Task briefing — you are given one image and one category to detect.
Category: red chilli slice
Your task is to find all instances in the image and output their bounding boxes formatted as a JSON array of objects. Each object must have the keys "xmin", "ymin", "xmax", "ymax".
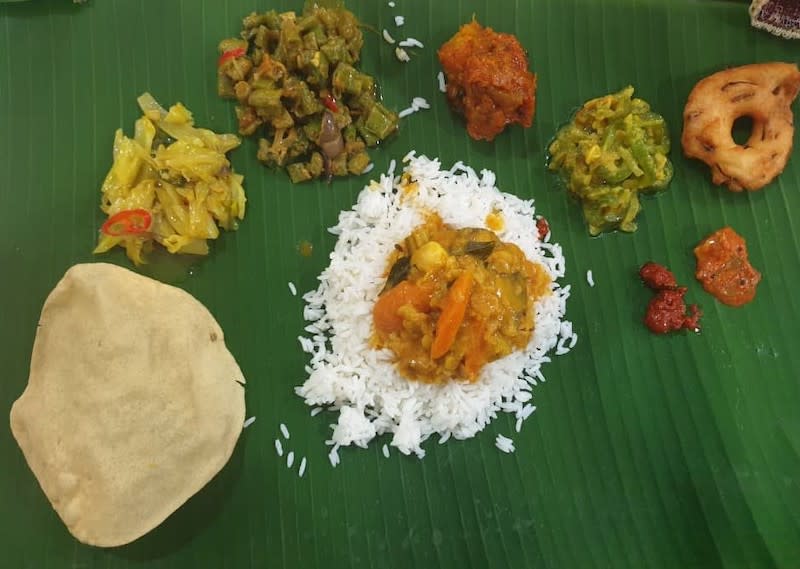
[
  {"xmin": 101, "ymin": 209, "xmax": 152, "ymax": 237},
  {"xmin": 218, "ymin": 46, "xmax": 246, "ymax": 67},
  {"xmin": 321, "ymin": 95, "xmax": 339, "ymax": 113}
]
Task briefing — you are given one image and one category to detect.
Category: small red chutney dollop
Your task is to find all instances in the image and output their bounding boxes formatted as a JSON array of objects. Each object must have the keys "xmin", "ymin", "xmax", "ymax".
[
  {"xmin": 694, "ymin": 227, "xmax": 761, "ymax": 307},
  {"xmin": 536, "ymin": 217, "xmax": 549, "ymax": 241},
  {"xmin": 639, "ymin": 262, "xmax": 701, "ymax": 334}
]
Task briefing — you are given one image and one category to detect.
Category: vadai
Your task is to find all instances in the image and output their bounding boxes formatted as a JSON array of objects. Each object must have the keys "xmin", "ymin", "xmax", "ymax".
[{"xmin": 681, "ymin": 62, "xmax": 800, "ymax": 192}]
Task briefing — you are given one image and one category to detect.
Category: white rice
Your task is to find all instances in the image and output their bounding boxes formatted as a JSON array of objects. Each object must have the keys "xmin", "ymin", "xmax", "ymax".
[
  {"xmin": 394, "ymin": 47, "xmax": 410, "ymax": 62},
  {"xmin": 310, "ymin": 407, "xmax": 323, "ymax": 417},
  {"xmin": 520, "ymin": 404, "xmax": 536, "ymax": 419},
  {"xmin": 288, "ymin": 282, "xmax": 297, "ymax": 296},
  {"xmin": 280, "ymin": 423, "xmax": 290, "ymax": 439},
  {"xmin": 398, "ymin": 97, "xmax": 431, "ymax": 119},
  {"xmin": 395, "ymin": 15, "xmax": 405, "ymax": 26},
  {"xmin": 362, "ymin": 163, "xmax": 375, "ymax": 174},
  {"xmin": 388, "ymin": 1, "xmax": 395, "ymax": 6},
  {"xmin": 382, "ymin": 29, "xmax": 395, "ymax": 44},
  {"xmin": 287, "ymin": 451, "xmax": 295, "ymax": 468},
  {"xmin": 274, "ymin": 439, "xmax": 284, "ymax": 457},
  {"xmin": 298, "ymin": 457, "xmax": 307, "ymax": 477},
  {"xmin": 328, "ymin": 444, "xmax": 341, "ymax": 467},
  {"xmin": 437, "ymin": 71, "xmax": 446, "ymax": 93},
  {"xmin": 296, "ymin": 153, "xmax": 574, "ymax": 459},
  {"xmin": 586, "ymin": 269, "xmax": 595, "ymax": 287},
  {"xmin": 298, "ymin": 336, "xmax": 314, "ymax": 353},
  {"xmin": 495, "ymin": 434, "xmax": 515, "ymax": 453},
  {"xmin": 411, "ymin": 97, "xmax": 430, "ymax": 110},
  {"xmin": 243, "ymin": 416, "xmax": 256, "ymax": 429},
  {"xmin": 399, "ymin": 38, "xmax": 424, "ymax": 48},
  {"xmin": 382, "ymin": 443, "xmax": 390, "ymax": 458}
]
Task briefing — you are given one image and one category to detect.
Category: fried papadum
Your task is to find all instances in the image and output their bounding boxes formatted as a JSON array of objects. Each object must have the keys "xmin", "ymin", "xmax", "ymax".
[{"xmin": 10, "ymin": 263, "xmax": 246, "ymax": 547}]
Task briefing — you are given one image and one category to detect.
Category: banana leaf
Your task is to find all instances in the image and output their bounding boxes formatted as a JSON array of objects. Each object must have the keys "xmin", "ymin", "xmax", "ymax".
[{"xmin": 0, "ymin": 0, "xmax": 797, "ymax": 567}]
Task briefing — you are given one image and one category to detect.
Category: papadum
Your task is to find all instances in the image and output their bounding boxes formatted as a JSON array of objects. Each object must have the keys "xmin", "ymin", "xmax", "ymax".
[{"xmin": 10, "ymin": 263, "xmax": 246, "ymax": 547}]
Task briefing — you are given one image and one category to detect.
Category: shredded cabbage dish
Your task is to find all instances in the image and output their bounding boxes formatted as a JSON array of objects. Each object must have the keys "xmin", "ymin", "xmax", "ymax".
[{"xmin": 93, "ymin": 93, "xmax": 246, "ymax": 265}]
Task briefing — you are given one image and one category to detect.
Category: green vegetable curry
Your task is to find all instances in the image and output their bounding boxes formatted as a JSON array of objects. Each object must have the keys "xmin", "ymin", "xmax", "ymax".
[
  {"xmin": 548, "ymin": 86, "xmax": 673, "ymax": 235},
  {"xmin": 217, "ymin": 2, "xmax": 399, "ymax": 183}
]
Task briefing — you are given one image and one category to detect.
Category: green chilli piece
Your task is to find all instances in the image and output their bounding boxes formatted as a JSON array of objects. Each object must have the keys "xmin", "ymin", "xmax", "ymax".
[{"xmin": 547, "ymin": 86, "xmax": 673, "ymax": 235}]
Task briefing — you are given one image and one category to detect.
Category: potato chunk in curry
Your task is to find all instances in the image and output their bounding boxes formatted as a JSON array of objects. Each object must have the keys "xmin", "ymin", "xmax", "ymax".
[{"xmin": 372, "ymin": 215, "xmax": 551, "ymax": 383}]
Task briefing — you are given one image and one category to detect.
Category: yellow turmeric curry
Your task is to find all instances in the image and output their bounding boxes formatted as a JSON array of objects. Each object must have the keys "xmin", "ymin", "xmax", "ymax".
[{"xmin": 372, "ymin": 214, "xmax": 551, "ymax": 383}]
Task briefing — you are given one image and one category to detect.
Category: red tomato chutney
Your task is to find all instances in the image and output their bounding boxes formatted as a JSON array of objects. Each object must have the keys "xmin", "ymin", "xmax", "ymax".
[
  {"xmin": 639, "ymin": 262, "xmax": 701, "ymax": 334},
  {"xmin": 694, "ymin": 227, "xmax": 761, "ymax": 307}
]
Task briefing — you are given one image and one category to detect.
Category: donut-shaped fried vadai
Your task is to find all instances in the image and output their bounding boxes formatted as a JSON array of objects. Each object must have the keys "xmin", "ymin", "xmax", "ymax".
[{"xmin": 682, "ymin": 62, "xmax": 800, "ymax": 192}]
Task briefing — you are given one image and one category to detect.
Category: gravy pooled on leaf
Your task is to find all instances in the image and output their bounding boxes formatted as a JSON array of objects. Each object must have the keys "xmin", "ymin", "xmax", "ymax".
[{"xmin": 372, "ymin": 214, "xmax": 550, "ymax": 383}]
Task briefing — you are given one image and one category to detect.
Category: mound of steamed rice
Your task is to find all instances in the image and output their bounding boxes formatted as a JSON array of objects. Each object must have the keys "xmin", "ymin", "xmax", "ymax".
[{"xmin": 296, "ymin": 152, "xmax": 575, "ymax": 459}]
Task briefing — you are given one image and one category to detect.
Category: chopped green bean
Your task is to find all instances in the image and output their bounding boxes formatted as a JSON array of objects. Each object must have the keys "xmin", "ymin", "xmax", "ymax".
[
  {"xmin": 360, "ymin": 102, "xmax": 398, "ymax": 141},
  {"xmin": 247, "ymin": 87, "xmax": 282, "ymax": 110},
  {"xmin": 218, "ymin": 1, "xmax": 398, "ymax": 183},
  {"xmin": 548, "ymin": 86, "xmax": 672, "ymax": 235}
]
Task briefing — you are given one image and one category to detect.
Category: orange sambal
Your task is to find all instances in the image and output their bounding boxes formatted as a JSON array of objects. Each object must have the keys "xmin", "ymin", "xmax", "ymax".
[
  {"xmin": 438, "ymin": 19, "xmax": 537, "ymax": 141},
  {"xmin": 372, "ymin": 214, "xmax": 551, "ymax": 383},
  {"xmin": 694, "ymin": 227, "xmax": 761, "ymax": 307}
]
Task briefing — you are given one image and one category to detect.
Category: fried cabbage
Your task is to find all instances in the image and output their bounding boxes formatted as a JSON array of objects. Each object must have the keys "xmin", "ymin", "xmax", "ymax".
[{"xmin": 93, "ymin": 93, "xmax": 246, "ymax": 265}]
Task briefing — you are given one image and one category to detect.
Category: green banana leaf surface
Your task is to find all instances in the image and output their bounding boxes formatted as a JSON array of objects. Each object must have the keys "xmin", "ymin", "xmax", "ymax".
[{"xmin": 1, "ymin": 0, "xmax": 798, "ymax": 567}]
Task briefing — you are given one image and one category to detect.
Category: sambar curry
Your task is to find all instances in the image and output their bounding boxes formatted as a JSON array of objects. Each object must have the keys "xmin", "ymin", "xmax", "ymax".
[{"xmin": 372, "ymin": 214, "xmax": 551, "ymax": 383}]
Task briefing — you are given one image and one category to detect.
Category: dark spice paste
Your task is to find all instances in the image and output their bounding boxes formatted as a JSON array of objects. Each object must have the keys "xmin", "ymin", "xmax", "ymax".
[{"xmin": 639, "ymin": 262, "xmax": 701, "ymax": 334}]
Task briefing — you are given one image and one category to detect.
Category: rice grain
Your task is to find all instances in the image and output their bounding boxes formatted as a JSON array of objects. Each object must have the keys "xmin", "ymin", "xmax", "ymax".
[
  {"xmin": 399, "ymin": 38, "xmax": 424, "ymax": 48},
  {"xmin": 495, "ymin": 434, "xmax": 515, "ymax": 453}
]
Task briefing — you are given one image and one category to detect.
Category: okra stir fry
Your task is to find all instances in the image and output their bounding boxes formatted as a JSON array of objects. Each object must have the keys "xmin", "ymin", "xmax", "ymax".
[
  {"xmin": 548, "ymin": 86, "xmax": 673, "ymax": 235},
  {"xmin": 217, "ymin": 3, "xmax": 399, "ymax": 183}
]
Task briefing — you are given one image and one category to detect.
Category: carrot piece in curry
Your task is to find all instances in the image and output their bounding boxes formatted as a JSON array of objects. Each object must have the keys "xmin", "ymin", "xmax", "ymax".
[
  {"xmin": 430, "ymin": 271, "xmax": 474, "ymax": 360},
  {"xmin": 373, "ymin": 281, "xmax": 433, "ymax": 334}
]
